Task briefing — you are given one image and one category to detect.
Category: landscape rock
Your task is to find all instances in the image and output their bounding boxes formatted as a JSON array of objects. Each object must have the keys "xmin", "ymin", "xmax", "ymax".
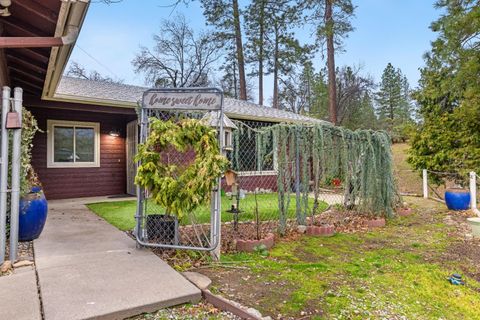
[
  {"xmin": 0, "ymin": 260, "xmax": 12, "ymax": 273},
  {"xmin": 183, "ymin": 271, "xmax": 212, "ymax": 290},
  {"xmin": 297, "ymin": 225, "xmax": 307, "ymax": 234},
  {"xmin": 13, "ymin": 260, "xmax": 34, "ymax": 269}
]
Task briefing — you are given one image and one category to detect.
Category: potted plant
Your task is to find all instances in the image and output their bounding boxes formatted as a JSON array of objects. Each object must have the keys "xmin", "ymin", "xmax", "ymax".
[
  {"xmin": 18, "ymin": 108, "xmax": 48, "ymax": 241},
  {"xmin": 134, "ymin": 118, "xmax": 229, "ymax": 243}
]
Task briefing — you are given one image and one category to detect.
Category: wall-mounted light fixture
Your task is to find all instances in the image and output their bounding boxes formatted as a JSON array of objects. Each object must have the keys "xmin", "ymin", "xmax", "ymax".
[
  {"xmin": 109, "ymin": 129, "xmax": 120, "ymax": 137},
  {"xmin": 0, "ymin": 0, "xmax": 11, "ymax": 17}
]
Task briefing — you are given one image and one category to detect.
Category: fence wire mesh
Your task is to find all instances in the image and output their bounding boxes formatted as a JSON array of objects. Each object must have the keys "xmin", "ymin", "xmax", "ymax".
[
  {"xmin": 223, "ymin": 120, "xmax": 345, "ymax": 241},
  {"xmin": 136, "ymin": 101, "xmax": 223, "ymax": 251}
]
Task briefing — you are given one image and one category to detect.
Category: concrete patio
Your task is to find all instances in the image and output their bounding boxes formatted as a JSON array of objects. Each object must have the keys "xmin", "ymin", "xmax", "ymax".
[{"xmin": 34, "ymin": 196, "xmax": 201, "ymax": 320}]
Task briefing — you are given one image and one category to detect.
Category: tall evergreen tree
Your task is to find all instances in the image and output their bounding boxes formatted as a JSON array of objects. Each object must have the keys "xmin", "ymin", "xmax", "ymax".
[
  {"xmin": 244, "ymin": 0, "xmax": 269, "ymax": 105},
  {"xmin": 304, "ymin": 0, "xmax": 355, "ymax": 124},
  {"xmin": 376, "ymin": 63, "xmax": 412, "ymax": 132},
  {"xmin": 409, "ymin": 0, "xmax": 480, "ymax": 180},
  {"xmin": 200, "ymin": 0, "xmax": 248, "ymax": 100}
]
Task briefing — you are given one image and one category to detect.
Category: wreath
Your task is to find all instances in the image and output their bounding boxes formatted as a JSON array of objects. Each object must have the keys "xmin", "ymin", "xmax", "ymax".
[{"xmin": 134, "ymin": 118, "xmax": 229, "ymax": 219}]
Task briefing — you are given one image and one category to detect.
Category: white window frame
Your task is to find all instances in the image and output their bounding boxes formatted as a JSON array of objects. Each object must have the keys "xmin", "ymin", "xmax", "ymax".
[{"xmin": 47, "ymin": 120, "xmax": 100, "ymax": 168}]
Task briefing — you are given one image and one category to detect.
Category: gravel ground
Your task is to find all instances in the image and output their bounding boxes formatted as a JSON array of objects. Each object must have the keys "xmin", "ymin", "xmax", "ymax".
[
  {"xmin": 129, "ymin": 302, "xmax": 241, "ymax": 320},
  {"xmin": 1, "ymin": 241, "xmax": 34, "ymax": 277}
]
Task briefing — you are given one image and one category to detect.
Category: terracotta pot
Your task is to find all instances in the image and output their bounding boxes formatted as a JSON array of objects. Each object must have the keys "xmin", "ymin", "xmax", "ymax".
[
  {"xmin": 306, "ymin": 225, "xmax": 335, "ymax": 236},
  {"xmin": 366, "ymin": 218, "xmax": 386, "ymax": 228},
  {"xmin": 236, "ymin": 233, "xmax": 275, "ymax": 252}
]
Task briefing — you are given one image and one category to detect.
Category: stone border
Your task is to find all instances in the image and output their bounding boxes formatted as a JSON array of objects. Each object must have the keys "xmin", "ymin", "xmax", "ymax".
[
  {"xmin": 305, "ymin": 225, "xmax": 335, "ymax": 236},
  {"xmin": 366, "ymin": 218, "xmax": 386, "ymax": 228},
  {"xmin": 183, "ymin": 271, "xmax": 270, "ymax": 320},
  {"xmin": 236, "ymin": 233, "xmax": 275, "ymax": 252}
]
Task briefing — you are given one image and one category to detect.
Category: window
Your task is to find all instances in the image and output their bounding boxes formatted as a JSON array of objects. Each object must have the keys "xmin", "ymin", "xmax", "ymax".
[
  {"xmin": 228, "ymin": 120, "xmax": 277, "ymax": 175},
  {"xmin": 47, "ymin": 120, "xmax": 100, "ymax": 168}
]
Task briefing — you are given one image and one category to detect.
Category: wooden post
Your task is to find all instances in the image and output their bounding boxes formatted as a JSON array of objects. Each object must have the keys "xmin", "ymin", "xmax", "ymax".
[{"xmin": 423, "ymin": 169, "xmax": 428, "ymax": 199}]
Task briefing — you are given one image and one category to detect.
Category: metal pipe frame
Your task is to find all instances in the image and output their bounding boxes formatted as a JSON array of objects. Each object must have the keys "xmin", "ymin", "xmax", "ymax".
[
  {"xmin": 9, "ymin": 87, "xmax": 22, "ymax": 261},
  {"xmin": 135, "ymin": 87, "xmax": 224, "ymax": 252},
  {"xmin": 0, "ymin": 86, "xmax": 10, "ymax": 263}
]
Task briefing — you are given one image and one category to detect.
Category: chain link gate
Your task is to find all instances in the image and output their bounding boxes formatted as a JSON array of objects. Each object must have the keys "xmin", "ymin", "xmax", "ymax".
[{"xmin": 135, "ymin": 88, "xmax": 224, "ymax": 251}]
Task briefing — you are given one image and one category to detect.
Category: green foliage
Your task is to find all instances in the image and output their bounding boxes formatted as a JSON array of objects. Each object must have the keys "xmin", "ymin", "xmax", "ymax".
[
  {"xmin": 20, "ymin": 108, "xmax": 41, "ymax": 195},
  {"xmin": 376, "ymin": 63, "xmax": 413, "ymax": 138},
  {"xmin": 409, "ymin": 0, "xmax": 480, "ymax": 184},
  {"xmin": 134, "ymin": 118, "xmax": 229, "ymax": 219},
  {"xmin": 255, "ymin": 123, "xmax": 399, "ymax": 228},
  {"xmin": 253, "ymin": 243, "xmax": 269, "ymax": 256}
]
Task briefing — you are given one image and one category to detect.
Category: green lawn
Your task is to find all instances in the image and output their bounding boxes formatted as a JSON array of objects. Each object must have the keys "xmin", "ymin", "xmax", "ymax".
[
  {"xmin": 200, "ymin": 197, "xmax": 480, "ymax": 319},
  {"xmin": 87, "ymin": 193, "xmax": 327, "ymax": 231}
]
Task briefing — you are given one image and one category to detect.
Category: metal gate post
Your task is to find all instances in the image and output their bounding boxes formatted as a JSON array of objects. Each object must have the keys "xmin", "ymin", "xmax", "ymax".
[
  {"xmin": 0, "ymin": 86, "xmax": 10, "ymax": 264},
  {"xmin": 422, "ymin": 169, "xmax": 428, "ymax": 199},
  {"xmin": 9, "ymin": 87, "xmax": 22, "ymax": 261}
]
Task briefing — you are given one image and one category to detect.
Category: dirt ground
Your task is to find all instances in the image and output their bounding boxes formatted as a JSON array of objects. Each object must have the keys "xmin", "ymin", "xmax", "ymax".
[{"xmin": 196, "ymin": 196, "xmax": 480, "ymax": 319}]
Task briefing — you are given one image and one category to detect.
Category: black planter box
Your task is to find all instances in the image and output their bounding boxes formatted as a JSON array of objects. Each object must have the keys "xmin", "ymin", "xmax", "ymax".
[{"xmin": 145, "ymin": 214, "xmax": 179, "ymax": 244}]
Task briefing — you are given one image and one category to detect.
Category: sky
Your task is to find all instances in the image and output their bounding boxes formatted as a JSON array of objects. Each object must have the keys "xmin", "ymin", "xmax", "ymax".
[{"xmin": 68, "ymin": 0, "xmax": 441, "ymax": 105}]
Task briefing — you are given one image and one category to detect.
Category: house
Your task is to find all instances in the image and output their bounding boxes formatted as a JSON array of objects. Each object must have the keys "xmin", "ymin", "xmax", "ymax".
[{"xmin": 1, "ymin": 0, "xmax": 324, "ymax": 200}]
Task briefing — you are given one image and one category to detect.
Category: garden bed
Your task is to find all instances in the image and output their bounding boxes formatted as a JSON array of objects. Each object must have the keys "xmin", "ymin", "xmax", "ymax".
[{"xmin": 195, "ymin": 197, "xmax": 480, "ymax": 319}]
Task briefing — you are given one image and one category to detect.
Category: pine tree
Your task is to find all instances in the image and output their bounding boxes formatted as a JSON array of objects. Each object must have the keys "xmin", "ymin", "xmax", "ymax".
[
  {"xmin": 409, "ymin": 0, "xmax": 480, "ymax": 181},
  {"xmin": 244, "ymin": 0, "xmax": 269, "ymax": 105},
  {"xmin": 200, "ymin": 0, "xmax": 248, "ymax": 100},
  {"xmin": 304, "ymin": 0, "xmax": 355, "ymax": 124},
  {"xmin": 376, "ymin": 63, "xmax": 412, "ymax": 133}
]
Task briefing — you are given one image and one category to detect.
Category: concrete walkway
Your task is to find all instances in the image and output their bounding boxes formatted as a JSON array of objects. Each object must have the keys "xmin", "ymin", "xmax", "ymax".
[
  {"xmin": 0, "ymin": 266, "xmax": 42, "ymax": 320},
  {"xmin": 34, "ymin": 196, "xmax": 201, "ymax": 320}
]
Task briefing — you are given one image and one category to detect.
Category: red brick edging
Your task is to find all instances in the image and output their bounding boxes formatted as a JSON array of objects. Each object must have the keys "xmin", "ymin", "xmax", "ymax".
[
  {"xmin": 235, "ymin": 233, "xmax": 275, "ymax": 252},
  {"xmin": 366, "ymin": 218, "xmax": 386, "ymax": 228},
  {"xmin": 305, "ymin": 225, "xmax": 335, "ymax": 236}
]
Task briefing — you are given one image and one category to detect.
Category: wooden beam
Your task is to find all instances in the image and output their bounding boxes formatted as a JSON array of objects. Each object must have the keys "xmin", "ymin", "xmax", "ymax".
[
  {"xmin": 0, "ymin": 37, "xmax": 63, "ymax": 48},
  {"xmin": 5, "ymin": 54, "xmax": 46, "ymax": 74},
  {"xmin": 9, "ymin": 66, "xmax": 45, "ymax": 84},
  {"xmin": 13, "ymin": 48, "xmax": 50, "ymax": 64},
  {"xmin": 2, "ymin": 17, "xmax": 49, "ymax": 38},
  {"xmin": 14, "ymin": 0, "xmax": 58, "ymax": 25},
  {"xmin": 0, "ymin": 49, "xmax": 10, "ymax": 86},
  {"xmin": 13, "ymin": 77, "xmax": 43, "ymax": 90},
  {"xmin": 24, "ymin": 98, "xmax": 138, "ymax": 116}
]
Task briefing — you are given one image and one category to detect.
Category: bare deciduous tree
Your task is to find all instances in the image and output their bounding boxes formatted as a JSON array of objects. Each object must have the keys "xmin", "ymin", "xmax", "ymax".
[
  {"xmin": 66, "ymin": 61, "xmax": 123, "ymax": 84},
  {"xmin": 132, "ymin": 14, "xmax": 220, "ymax": 88}
]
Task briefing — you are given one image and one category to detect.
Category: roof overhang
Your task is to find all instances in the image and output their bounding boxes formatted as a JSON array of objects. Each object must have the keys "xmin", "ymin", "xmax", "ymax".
[
  {"xmin": 0, "ymin": 0, "xmax": 90, "ymax": 97},
  {"xmin": 42, "ymin": 0, "xmax": 90, "ymax": 99}
]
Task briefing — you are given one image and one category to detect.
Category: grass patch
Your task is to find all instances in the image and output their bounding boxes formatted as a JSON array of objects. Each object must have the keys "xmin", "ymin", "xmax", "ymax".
[
  {"xmin": 87, "ymin": 193, "xmax": 327, "ymax": 231},
  {"xmin": 204, "ymin": 206, "xmax": 480, "ymax": 319}
]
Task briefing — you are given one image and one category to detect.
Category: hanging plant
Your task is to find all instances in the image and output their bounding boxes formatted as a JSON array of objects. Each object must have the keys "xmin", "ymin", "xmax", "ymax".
[{"xmin": 134, "ymin": 118, "xmax": 229, "ymax": 220}]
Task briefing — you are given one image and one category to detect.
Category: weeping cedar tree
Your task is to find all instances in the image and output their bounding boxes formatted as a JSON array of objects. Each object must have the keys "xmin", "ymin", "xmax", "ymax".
[
  {"xmin": 201, "ymin": 0, "xmax": 248, "ymax": 100},
  {"xmin": 304, "ymin": 0, "xmax": 355, "ymax": 125},
  {"xmin": 408, "ymin": 0, "xmax": 480, "ymax": 184},
  {"xmin": 132, "ymin": 14, "xmax": 220, "ymax": 88},
  {"xmin": 375, "ymin": 63, "xmax": 413, "ymax": 138}
]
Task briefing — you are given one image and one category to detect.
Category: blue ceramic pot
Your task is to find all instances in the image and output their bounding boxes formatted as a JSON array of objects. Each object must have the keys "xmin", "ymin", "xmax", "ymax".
[
  {"xmin": 18, "ymin": 187, "xmax": 48, "ymax": 241},
  {"xmin": 445, "ymin": 188, "xmax": 470, "ymax": 211}
]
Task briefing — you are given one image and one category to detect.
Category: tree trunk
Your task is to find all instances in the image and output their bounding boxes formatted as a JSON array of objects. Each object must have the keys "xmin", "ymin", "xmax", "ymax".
[
  {"xmin": 232, "ymin": 0, "xmax": 247, "ymax": 100},
  {"xmin": 258, "ymin": 2, "xmax": 265, "ymax": 105},
  {"xmin": 325, "ymin": 0, "xmax": 337, "ymax": 125},
  {"xmin": 272, "ymin": 24, "xmax": 279, "ymax": 109}
]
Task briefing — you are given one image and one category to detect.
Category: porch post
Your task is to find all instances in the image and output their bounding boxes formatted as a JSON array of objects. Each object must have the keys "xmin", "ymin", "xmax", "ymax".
[
  {"xmin": 9, "ymin": 87, "xmax": 22, "ymax": 261},
  {"xmin": 0, "ymin": 86, "xmax": 10, "ymax": 263}
]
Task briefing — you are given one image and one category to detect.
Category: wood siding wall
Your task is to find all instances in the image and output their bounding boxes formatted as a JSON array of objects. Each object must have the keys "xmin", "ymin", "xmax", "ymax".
[{"xmin": 28, "ymin": 106, "xmax": 136, "ymax": 199}]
